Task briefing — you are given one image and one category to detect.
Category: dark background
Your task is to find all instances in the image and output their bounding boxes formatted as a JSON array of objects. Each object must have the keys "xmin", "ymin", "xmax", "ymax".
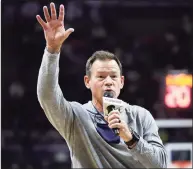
[{"xmin": 2, "ymin": 0, "xmax": 193, "ymax": 169}]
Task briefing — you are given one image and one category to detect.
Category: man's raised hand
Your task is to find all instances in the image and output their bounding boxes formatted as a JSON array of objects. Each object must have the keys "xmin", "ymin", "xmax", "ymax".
[{"xmin": 36, "ymin": 2, "xmax": 74, "ymax": 53}]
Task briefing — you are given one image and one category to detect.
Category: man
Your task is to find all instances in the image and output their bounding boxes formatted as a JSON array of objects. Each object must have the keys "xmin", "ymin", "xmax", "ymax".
[{"xmin": 37, "ymin": 2, "xmax": 167, "ymax": 168}]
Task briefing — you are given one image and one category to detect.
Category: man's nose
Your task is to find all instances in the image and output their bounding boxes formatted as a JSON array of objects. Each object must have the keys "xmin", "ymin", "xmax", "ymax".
[{"xmin": 104, "ymin": 76, "xmax": 113, "ymax": 86}]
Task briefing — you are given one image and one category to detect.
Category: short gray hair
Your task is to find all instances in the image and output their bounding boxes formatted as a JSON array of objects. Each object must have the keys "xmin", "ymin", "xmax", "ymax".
[{"xmin": 86, "ymin": 50, "xmax": 122, "ymax": 77}]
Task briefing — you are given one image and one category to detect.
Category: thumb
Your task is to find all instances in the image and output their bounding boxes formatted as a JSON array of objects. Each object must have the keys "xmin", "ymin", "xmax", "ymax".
[
  {"xmin": 104, "ymin": 116, "xmax": 108, "ymax": 121},
  {"xmin": 64, "ymin": 28, "xmax": 74, "ymax": 38}
]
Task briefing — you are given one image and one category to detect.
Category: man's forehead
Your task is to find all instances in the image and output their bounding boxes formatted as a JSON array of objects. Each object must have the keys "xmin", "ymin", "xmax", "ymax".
[
  {"xmin": 96, "ymin": 69, "xmax": 119, "ymax": 73},
  {"xmin": 92, "ymin": 59, "xmax": 120, "ymax": 69}
]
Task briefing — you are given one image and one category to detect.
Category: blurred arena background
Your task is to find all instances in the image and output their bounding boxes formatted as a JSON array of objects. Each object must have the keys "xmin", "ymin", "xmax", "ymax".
[{"xmin": 2, "ymin": 0, "xmax": 193, "ymax": 168}]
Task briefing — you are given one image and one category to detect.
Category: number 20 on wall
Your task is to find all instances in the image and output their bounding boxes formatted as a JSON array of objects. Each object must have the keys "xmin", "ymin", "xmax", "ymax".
[{"xmin": 164, "ymin": 85, "xmax": 191, "ymax": 109}]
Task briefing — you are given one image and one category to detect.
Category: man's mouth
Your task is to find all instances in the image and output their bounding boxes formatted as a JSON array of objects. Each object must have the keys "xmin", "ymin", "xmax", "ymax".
[{"xmin": 104, "ymin": 88, "xmax": 113, "ymax": 91}]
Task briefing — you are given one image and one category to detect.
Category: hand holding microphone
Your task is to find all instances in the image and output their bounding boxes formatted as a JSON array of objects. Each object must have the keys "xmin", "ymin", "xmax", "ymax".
[
  {"xmin": 103, "ymin": 91, "xmax": 122, "ymax": 135},
  {"xmin": 103, "ymin": 91, "xmax": 134, "ymax": 143},
  {"xmin": 105, "ymin": 110, "xmax": 121, "ymax": 135}
]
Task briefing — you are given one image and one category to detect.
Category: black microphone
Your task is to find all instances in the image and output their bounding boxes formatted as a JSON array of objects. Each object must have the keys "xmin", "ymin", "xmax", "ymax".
[
  {"xmin": 103, "ymin": 91, "xmax": 114, "ymax": 98},
  {"xmin": 103, "ymin": 91, "xmax": 120, "ymax": 135}
]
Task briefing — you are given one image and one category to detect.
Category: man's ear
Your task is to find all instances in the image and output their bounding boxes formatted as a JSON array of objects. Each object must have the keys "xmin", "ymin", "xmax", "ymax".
[
  {"xmin": 84, "ymin": 75, "xmax": 90, "ymax": 89},
  {"xmin": 120, "ymin": 76, "xmax": 124, "ymax": 89}
]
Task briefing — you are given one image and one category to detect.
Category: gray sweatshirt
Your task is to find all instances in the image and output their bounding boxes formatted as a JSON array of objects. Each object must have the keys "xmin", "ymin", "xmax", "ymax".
[{"xmin": 37, "ymin": 49, "xmax": 168, "ymax": 168}]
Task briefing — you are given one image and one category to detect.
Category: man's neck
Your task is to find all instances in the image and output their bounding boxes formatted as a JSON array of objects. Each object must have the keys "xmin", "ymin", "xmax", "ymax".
[{"xmin": 92, "ymin": 99, "xmax": 103, "ymax": 113}]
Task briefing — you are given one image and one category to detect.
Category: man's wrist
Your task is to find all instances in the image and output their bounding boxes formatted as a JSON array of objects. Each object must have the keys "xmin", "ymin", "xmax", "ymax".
[
  {"xmin": 125, "ymin": 128, "xmax": 140, "ymax": 149},
  {"xmin": 46, "ymin": 45, "xmax": 61, "ymax": 54}
]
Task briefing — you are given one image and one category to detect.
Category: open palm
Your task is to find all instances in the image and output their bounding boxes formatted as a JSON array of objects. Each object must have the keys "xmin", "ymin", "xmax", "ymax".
[{"xmin": 36, "ymin": 3, "xmax": 74, "ymax": 52}]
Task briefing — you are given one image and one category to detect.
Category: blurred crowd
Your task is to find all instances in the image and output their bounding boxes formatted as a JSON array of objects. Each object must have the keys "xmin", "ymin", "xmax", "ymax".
[{"xmin": 2, "ymin": 0, "xmax": 193, "ymax": 169}]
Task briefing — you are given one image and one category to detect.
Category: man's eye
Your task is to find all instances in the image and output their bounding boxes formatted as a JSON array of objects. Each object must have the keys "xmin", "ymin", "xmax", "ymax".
[
  {"xmin": 98, "ymin": 76, "xmax": 104, "ymax": 78},
  {"xmin": 111, "ymin": 75, "xmax": 117, "ymax": 78}
]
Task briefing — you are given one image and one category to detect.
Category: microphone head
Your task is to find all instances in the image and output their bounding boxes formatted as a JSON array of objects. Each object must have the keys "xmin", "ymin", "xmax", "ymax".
[
  {"xmin": 106, "ymin": 105, "xmax": 116, "ymax": 112},
  {"xmin": 103, "ymin": 91, "xmax": 114, "ymax": 98}
]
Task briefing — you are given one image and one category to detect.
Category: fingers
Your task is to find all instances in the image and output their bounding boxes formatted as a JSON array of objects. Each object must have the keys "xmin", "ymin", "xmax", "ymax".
[
  {"xmin": 63, "ymin": 28, "xmax": 74, "ymax": 39},
  {"xmin": 107, "ymin": 113, "xmax": 120, "ymax": 122},
  {"xmin": 50, "ymin": 2, "xmax": 57, "ymax": 20},
  {"xmin": 43, "ymin": 6, "xmax": 51, "ymax": 22},
  {"xmin": 58, "ymin": 4, "xmax": 65, "ymax": 22},
  {"xmin": 108, "ymin": 118, "xmax": 120, "ymax": 126},
  {"xmin": 39, "ymin": 3, "xmax": 65, "ymax": 23},
  {"xmin": 36, "ymin": 15, "xmax": 47, "ymax": 30},
  {"xmin": 106, "ymin": 110, "xmax": 122, "ymax": 129},
  {"xmin": 109, "ymin": 122, "xmax": 123, "ymax": 129},
  {"xmin": 108, "ymin": 110, "xmax": 120, "ymax": 117},
  {"xmin": 108, "ymin": 120, "xmax": 127, "ymax": 129}
]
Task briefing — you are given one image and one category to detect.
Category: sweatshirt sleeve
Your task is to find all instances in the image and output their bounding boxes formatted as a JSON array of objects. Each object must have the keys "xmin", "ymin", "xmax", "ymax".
[
  {"xmin": 129, "ymin": 108, "xmax": 168, "ymax": 168},
  {"xmin": 37, "ymin": 48, "xmax": 75, "ymax": 140}
]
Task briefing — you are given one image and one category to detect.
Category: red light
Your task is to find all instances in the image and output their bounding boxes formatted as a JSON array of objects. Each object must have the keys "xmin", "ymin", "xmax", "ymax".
[{"xmin": 164, "ymin": 85, "xmax": 191, "ymax": 109}]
